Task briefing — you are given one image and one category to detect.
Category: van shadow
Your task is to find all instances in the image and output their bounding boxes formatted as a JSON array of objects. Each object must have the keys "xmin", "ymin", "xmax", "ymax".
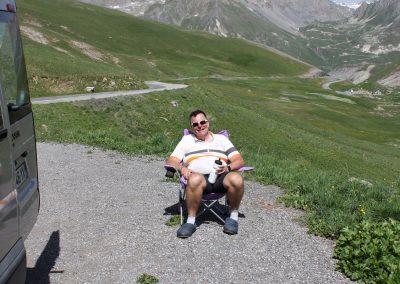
[{"xmin": 25, "ymin": 230, "xmax": 64, "ymax": 284}]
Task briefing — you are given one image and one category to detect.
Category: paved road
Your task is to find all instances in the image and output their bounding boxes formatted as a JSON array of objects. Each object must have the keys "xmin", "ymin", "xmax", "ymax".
[
  {"xmin": 31, "ymin": 81, "xmax": 188, "ymax": 104},
  {"xmin": 321, "ymin": 79, "xmax": 345, "ymax": 90},
  {"xmin": 24, "ymin": 143, "xmax": 353, "ymax": 283}
]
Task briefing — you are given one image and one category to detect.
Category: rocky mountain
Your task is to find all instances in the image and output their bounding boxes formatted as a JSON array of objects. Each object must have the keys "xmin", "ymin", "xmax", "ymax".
[
  {"xmin": 353, "ymin": 0, "xmax": 400, "ymax": 52},
  {"xmin": 78, "ymin": 0, "xmax": 353, "ymax": 68},
  {"xmin": 78, "ymin": 0, "xmax": 352, "ymax": 34},
  {"xmin": 332, "ymin": 0, "xmax": 370, "ymax": 9},
  {"xmin": 78, "ymin": 0, "xmax": 399, "ymax": 86},
  {"xmin": 300, "ymin": 0, "xmax": 400, "ymax": 87},
  {"xmin": 302, "ymin": 0, "xmax": 400, "ymax": 66},
  {"xmin": 78, "ymin": 0, "xmax": 164, "ymax": 16},
  {"xmin": 143, "ymin": 0, "xmax": 352, "ymax": 35},
  {"xmin": 144, "ymin": 0, "xmax": 354, "ymax": 68}
]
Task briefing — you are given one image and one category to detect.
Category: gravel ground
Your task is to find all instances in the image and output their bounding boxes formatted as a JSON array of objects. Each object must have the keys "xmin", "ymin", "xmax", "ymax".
[{"xmin": 24, "ymin": 142, "xmax": 353, "ymax": 284}]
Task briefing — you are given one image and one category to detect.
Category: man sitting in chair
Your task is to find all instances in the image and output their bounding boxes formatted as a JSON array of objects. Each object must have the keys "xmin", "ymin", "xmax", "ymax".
[{"xmin": 166, "ymin": 110, "xmax": 245, "ymax": 238}]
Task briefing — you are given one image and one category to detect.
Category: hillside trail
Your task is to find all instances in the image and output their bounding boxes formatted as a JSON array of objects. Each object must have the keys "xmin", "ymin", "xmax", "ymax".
[{"xmin": 24, "ymin": 143, "xmax": 353, "ymax": 283}]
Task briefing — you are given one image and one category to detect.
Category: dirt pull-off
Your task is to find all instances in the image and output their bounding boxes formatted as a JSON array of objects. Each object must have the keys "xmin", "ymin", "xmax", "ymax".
[{"xmin": 24, "ymin": 143, "xmax": 353, "ymax": 283}]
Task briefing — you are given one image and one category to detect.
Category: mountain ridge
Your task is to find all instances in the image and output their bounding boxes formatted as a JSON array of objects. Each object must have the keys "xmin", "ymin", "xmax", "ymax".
[
  {"xmin": 77, "ymin": 0, "xmax": 400, "ymax": 87},
  {"xmin": 143, "ymin": 0, "xmax": 352, "ymax": 35},
  {"xmin": 77, "ymin": 0, "xmax": 352, "ymax": 69}
]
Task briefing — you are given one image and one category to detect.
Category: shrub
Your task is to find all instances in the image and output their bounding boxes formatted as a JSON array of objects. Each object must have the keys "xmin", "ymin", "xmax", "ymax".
[
  {"xmin": 137, "ymin": 273, "xmax": 159, "ymax": 284},
  {"xmin": 334, "ymin": 220, "xmax": 400, "ymax": 283},
  {"xmin": 165, "ymin": 215, "xmax": 181, "ymax": 226}
]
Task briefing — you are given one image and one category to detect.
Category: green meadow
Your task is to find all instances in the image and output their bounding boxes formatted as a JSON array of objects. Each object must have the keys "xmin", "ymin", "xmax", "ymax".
[
  {"xmin": 22, "ymin": 0, "xmax": 400, "ymax": 241},
  {"xmin": 19, "ymin": 0, "xmax": 305, "ymax": 96}
]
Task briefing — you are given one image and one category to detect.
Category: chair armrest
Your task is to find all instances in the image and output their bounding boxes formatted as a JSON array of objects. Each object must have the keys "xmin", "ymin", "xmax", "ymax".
[
  {"xmin": 164, "ymin": 165, "xmax": 177, "ymax": 178},
  {"xmin": 238, "ymin": 166, "xmax": 254, "ymax": 172}
]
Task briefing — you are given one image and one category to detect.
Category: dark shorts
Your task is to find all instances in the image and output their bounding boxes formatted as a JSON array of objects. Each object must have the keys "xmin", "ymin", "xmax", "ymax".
[{"xmin": 203, "ymin": 172, "xmax": 229, "ymax": 194}]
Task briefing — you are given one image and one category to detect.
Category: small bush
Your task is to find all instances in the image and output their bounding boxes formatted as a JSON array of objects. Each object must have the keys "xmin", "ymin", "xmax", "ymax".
[
  {"xmin": 334, "ymin": 220, "xmax": 400, "ymax": 283},
  {"xmin": 137, "ymin": 273, "xmax": 159, "ymax": 284}
]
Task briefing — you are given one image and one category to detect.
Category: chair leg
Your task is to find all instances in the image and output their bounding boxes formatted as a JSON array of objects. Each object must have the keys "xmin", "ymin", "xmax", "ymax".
[
  {"xmin": 225, "ymin": 196, "xmax": 231, "ymax": 215},
  {"xmin": 179, "ymin": 190, "xmax": 184, "ymax": 225},
  {"xmin": 208, "ymin": 207, "xmax": 226, "ymax": 223},
  {"xmin": 198, "ymin": 200, "xmax": 227, "ymax": 224}
]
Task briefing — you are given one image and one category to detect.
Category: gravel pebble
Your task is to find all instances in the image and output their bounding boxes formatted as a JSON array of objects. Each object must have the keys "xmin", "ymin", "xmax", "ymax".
[{"xmin": 24, "ymin": 142, "xmax": 353, "ymax": 283}]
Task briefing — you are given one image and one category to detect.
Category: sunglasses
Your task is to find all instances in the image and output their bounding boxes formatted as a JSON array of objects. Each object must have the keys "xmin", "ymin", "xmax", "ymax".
[{"xmin": 191, "ymin": 120, "xmax": 208, "ymax": 127}]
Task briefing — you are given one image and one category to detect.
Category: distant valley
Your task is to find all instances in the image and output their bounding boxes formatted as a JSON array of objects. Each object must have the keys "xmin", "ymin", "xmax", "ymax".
[{"xmin": 78, "ymin": 0, "xmax": 400, "ymax": 88}]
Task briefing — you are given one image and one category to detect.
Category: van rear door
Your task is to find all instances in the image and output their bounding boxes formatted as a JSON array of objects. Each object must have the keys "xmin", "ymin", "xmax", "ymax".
[
  {"xmin": 0, "ymin": 5, "xmax": 20, "ymax": 266},
  {"xmin": 0, "ymin": 1, "xmax": 39, "ymax": 242},
  {"xmin": 0, "ymin": 81, "xmax": 19, "ymax": 274}
]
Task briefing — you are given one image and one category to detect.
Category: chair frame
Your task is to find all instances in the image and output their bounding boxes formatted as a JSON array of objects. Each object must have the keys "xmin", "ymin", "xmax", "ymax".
[{"xmin": 165, "ymin": 165, "xmax": 231, "ymax": 224}]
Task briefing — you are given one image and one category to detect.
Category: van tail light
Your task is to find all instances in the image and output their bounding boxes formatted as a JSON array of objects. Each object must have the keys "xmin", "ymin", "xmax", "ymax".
[{"xmin": 6, "ymin": 3, "xmax": 16, "ymax": 12}]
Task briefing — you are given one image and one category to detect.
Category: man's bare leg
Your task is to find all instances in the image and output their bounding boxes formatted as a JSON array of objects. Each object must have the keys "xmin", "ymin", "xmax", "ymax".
[
  {"xmin": 186, "ymin": 173, "xmax": 207, "ymax": 218},
  {"xmin": 222, "ymin": 172, "xmax": 244, "ymax": 234},
  {"xmin": 177, "ymin": 173, "xmax": 206, "ymax": 238}
]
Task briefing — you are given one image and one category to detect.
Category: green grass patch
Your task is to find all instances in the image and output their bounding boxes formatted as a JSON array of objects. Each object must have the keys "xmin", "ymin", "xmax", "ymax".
[
  {"xmin": 165, "ymin": 215, "xmax": 181, "ymax": 226},
  {"xmin": 137, "ymin": 273, "xmax": 159, "ymax": 284}
]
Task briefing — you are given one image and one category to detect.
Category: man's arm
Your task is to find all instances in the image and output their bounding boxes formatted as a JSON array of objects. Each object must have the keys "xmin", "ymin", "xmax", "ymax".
[
  {"xmin": 216, "ymin": 154, "xmax": 245, "ymax": 174},
  {"xmin": 165, "ymin": 156, "xmax": 182, "ymax": 171},
  {"xmin": 227, "ymin": 154, "xmax": 245, "ymax": 172},
  {"xmin": 166, "ymin": 156, "xmax": 192, "ymax": 178}
]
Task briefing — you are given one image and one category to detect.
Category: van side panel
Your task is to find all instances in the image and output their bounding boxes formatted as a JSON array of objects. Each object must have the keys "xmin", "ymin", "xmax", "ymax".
[{"xmin": 0, "ymin": 238, "xmax": 26, "ymax": 284}]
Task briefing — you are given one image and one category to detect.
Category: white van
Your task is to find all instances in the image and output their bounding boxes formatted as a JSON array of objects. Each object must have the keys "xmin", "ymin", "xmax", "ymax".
[{"xmin": 0, "ymin": 1, "xmax": 40, "ymax": 283}]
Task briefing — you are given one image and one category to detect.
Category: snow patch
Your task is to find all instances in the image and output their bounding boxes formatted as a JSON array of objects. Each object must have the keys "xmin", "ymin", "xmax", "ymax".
[{"xmin": 215, "ymin": 19, "xmax": 227, "ymax": 37}]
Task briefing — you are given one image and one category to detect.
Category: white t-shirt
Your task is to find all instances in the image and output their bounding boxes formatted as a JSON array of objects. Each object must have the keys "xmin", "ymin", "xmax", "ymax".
[{"xmin": 170, "ymin": 132, "xmax": 240, "ymax": 174}]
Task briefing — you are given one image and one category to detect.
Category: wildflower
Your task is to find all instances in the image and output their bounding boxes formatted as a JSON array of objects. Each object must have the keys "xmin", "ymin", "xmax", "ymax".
[{"xmin": 358, "ymin": 205, "xmax": 366, "ymax": 216}]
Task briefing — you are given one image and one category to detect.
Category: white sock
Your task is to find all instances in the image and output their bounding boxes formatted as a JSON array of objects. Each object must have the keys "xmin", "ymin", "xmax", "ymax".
[
  {"xmin": 187, "ymin": 216, "xmax": 196, "ymax": 224},
  {"xmin": 230, "ymin": 210, "xmax": 239, "ymax": 221}
]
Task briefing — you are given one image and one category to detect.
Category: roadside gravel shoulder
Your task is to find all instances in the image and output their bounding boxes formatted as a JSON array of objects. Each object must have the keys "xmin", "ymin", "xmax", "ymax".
[{"xmin": 25, "ymin": 142, "xmax": 353, "ymax": 283}]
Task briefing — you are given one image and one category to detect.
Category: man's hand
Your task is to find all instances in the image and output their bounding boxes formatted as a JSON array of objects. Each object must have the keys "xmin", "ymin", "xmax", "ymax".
[
  {"xmin": 215, "ymin": 164, "xmax": 228, "ymax": 175},
  {"xmin": 218, "ymin": 154, "xmax": 245, "ymax": 174},
  {"xmin": 180, "ymin": 166, "xmax": 192, "ymax": 179}
]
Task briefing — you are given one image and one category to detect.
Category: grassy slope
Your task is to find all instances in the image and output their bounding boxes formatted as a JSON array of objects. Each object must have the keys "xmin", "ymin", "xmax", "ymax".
[
  {"xmin": 19, "ymin": 0, "xmax": 307, "ymax": 96},
  {"xmin": 21, "ymin": 0, "xmax": 400, "ymax": 237}
]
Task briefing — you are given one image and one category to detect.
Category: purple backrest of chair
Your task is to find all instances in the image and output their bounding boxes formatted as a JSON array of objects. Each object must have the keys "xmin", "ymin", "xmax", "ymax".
[{"xmin": 238, "ymin": 166, "xmax": 254, "ymax": 172}]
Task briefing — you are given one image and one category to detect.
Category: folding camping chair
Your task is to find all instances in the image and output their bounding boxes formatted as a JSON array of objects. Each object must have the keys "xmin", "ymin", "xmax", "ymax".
[{"xmin": 165, "ymin": 129, "xmax": 254, "ymax": 225}]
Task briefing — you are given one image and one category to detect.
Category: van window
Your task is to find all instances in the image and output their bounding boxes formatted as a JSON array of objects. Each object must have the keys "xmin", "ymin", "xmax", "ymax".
[{"xmin": 0, "ymin": 12, "xmax": 31, "ymax": 124}]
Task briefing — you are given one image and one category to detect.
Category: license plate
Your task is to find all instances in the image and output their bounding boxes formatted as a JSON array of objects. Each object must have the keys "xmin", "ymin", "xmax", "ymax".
[{"xmin": 16, "ymin": 162, "xmax": 28, "ymax": 188}]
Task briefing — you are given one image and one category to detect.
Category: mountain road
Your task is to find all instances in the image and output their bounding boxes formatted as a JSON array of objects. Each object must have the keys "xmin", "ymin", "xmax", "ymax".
[{"xmin": 31, "ymin": 81, "xmax": 188, "ymax": 104}]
